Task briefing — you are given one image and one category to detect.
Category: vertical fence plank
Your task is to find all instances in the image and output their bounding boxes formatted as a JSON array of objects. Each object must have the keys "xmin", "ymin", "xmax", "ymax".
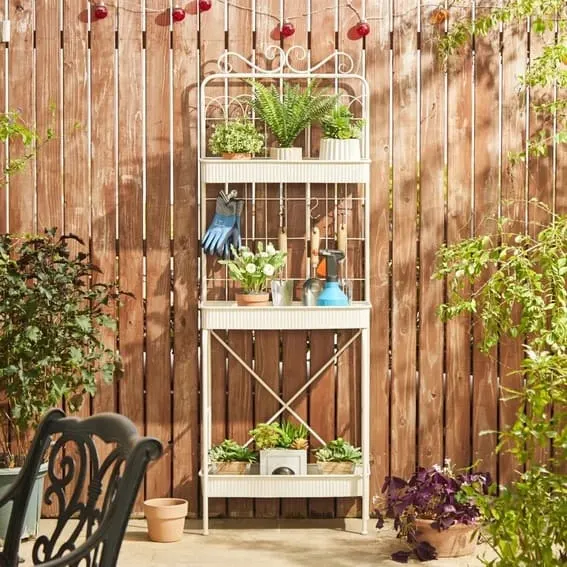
[
  {"xmin": 445, "ymin": 4, "xmax": 473, "ymax": 470},
  {"xmin": 145, "ymin": 0, "xmax": 173, "ymax": 500},
  {"xmin": 91, "ymin": 0, "xmax": 118, "ymax": 423},
  {"xmin": 391, "ymin": 0, "xmax": 418, "ymax": 479},
  {"xmin": 418, "ymin": 3, "xmax": 445, "ymax": 469},
  {"xmin": 499, "ymin": 19, "xmax": 527, "ymax": 483},
  {"xmin": 8, "ymin": 0, "xmax": 35, "ymax": 232},
  {"xmin": 473, "ymin": 3, "xmax": 500, "ymax": 480},
  {"xmin": 36, "ymin": 0, "xmax": 62, "ymax": 234},
  {"xmin": 172, "ymin": 4, "xmax": 200, "ymax": 518},
  {"xmin": 117, "ymin": 0, "xmax": 145, "ymax": 513},
  {"xmin": 0, "ymin": 1, "xmax": 6, "ymax": 233},
  {"xmin": 366, "ymin": 0, "xmax": 391, "ymax": 506}
]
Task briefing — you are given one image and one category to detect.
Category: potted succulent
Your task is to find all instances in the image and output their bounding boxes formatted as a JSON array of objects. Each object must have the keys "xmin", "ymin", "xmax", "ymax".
[
  {"xmin": 314, "ymin": 437, "xmax": 362, "ymax": 474},
  {"xmin": 219, "ymin": 242, "xmax": 286, "ymax": 306},
  {"xmin": 248, "ymin": 81, "xmax": 337, "ymax": 160},
  {"xmin": 376, "ymin": 461, "xmax": 491, "ymax": 562},
  {"xmin": 250, "ymin": 421, "xmax": 308, "ymax": 475},
  {"xmin": 208, "ymin": 119, "xmax": 264, "ymax": 160},
  {"xmin": 209, "ymin": 439, "xmax": 257, "ymax": 475},
  {"xmin": 319, "ymin": 104, "xmax": 363, "ymax": 161},
  {"xmin": 0, "ymin": 230, "xmax": 123, "ymax": 539}
]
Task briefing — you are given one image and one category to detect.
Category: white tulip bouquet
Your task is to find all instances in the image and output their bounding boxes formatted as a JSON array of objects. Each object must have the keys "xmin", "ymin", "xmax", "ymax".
[{"xmin": 219, "ymin": 242, "xmax": 286, "ymax": 293}]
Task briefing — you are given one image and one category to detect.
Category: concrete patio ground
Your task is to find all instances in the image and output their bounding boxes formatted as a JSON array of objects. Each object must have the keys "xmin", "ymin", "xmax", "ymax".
[{"xmin": 20, "ymin": 519, "xmax": 493, "ymax": 566}]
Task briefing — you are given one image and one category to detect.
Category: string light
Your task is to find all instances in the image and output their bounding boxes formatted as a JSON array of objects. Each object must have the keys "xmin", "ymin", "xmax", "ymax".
[
  {"xmin": 199, "ymin": 0, "xmax": 213, "ymax": 11},
  {"xmin": 93, "ymin": 1, "xmax": 108, "ymax": 20},
  {"xmin": 172, "ymin": 5, "xmax": 186, "ymax": 22},
  {"xmin": 279, "ymin": 20, "xmax": 295, "ymax": 39}
]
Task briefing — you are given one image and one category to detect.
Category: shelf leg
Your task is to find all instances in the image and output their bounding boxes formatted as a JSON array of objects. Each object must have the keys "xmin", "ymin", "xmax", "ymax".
[
  {"xmin": 361, "ymin": 327, "xmax": 370, "ymax": 535},
  {"xmin": 202, "ymin": 329, "xmax": 211, "ymax": 536}
]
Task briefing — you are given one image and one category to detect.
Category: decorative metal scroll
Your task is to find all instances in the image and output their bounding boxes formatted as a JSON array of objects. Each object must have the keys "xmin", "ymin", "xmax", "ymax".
[{"xmin": 216, "ymin": 45, "xmax": 356, "ymax": 75}]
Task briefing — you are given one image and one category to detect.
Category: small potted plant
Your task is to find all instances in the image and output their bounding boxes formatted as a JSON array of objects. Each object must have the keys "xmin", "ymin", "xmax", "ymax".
[
  {"xmin": 314, "ymin": 437, "xmax": 362, "ymax": 474},
  {"xmin": 248, "ymin": 81, "xmax": 337, "ymax": 160},
  {"xmin": 219, "ymin": 242, "xmax": 286, "ymax": 306},
  {"xmin": 319, "ymin": 104, "xmax": 363, "ymax": 161},
  {"xmin": 376, "ymin": 461, "xmax": 491, "ymax": 562},
  {"xmin": 209, "ymin": 439, "xmax": 257, "ymax": 475},
  {"xmin": 208, "ymin": 118, "xmax": 264, "ymax": 160},
  {"xmin": 250, "ymin": 421, "xmax": 308, "ymax": 475}
]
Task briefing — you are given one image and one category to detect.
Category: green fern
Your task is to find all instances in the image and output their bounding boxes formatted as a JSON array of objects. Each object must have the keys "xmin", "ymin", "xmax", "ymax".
[{"xmin": 248, "ymin": 81, "xmax": 337, "ymax": 148}]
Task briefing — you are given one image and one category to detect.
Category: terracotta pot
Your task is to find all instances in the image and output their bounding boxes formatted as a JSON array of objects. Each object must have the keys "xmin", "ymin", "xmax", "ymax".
[
  {"xmin": 212, "ymin": 461, "xmax": 250, "ymax": 475},
  {"xmin": 222, "ymin": 152, "xmax": 252, "ymax": 160},
  {"xmin": 235, "ymin": 292, "xmax": 270, "ymax": 306},
  {"xmin": 414, "ymin": 518, "xmax": 479, "ymax": 558},
  {"xmin": 143, "ymin": 498, "xmax": 188, "ymax": 543},
  {"xmin": 317, "ymin": 461, "xmax": 355, "ymax": 475}
]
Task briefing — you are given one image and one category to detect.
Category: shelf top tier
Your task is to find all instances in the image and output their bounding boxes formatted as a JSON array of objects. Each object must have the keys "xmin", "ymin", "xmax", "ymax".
[
  {"xmin": 200, "ymin": 158, "xmax": 371, "ymax": 185},
  {"xmin": 200, "ymin": 301, "xmax": 371, "ymax": 330}
]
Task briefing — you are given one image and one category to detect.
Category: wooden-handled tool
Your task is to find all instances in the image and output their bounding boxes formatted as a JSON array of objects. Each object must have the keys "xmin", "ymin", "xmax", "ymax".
[
  {"xmin": 310, "ymin": 226, "xmax": 320, "ymax": 273},
  {"xmin": 337, "ymin": 223, "xmax": 347, "ymax": 256},
  {"xmin": 278, "ymin": 227, "xmax": 287, "ymax": 263}
]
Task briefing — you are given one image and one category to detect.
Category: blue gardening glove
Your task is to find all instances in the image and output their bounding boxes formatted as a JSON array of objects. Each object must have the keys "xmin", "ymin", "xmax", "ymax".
[
  {"xmin": 202, "ymin": 196, "xmax": 238, "ymax": 257},
  {"xmin": 221, "ymin": 199, "xmax": 243, "ymax": 258}
]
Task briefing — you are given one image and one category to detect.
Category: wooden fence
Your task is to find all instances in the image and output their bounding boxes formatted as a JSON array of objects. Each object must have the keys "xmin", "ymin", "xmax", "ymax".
[{"xmin": 0, "ymin": 0, "xmax": 563, "ymax": 518}]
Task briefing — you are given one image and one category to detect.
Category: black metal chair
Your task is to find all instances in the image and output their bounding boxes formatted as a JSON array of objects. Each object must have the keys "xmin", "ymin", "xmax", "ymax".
[{"xmin": 0, "ymin": 409, "xmax": 163, "ymax": 567}]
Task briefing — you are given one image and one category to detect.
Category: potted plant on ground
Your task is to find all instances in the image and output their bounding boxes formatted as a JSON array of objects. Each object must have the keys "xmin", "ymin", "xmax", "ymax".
[
  {"xmin": 376, "ymin": 461, "xmax": 491, "ymax": 562},
  {"xmin": 248, "ymin": 81, "xmax": 337, "ymax": 160},
  {"xmin": 208, "ymin": 119, "xmax": 264, "ymax": 160},
  {"xmin": 0, "ymin": 229, "xmax": 123, "ymax": 539},
  {"xmin": 314, "ymin": 437, "xmax": 361, "ymax": 474},
  {"xmin": 209, "ymin": 439, "xmax": 257, "ymax": 475},
  {"xmin": 219, "ymin": 242, "xmax": 286, "ymax": 306},
  {"xmin": 251, "ymin": 421, "xmax": 308, "ymax": 475},
  {"xmin": 319, "ymin": 104, "xmax": 363, "ymax": 161}
]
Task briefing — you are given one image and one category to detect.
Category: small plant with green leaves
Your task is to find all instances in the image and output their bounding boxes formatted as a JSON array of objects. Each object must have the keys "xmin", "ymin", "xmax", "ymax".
[
  {"xmin": 0, "ymin": 229, "xmax": 124, "ymax": 466},
  {"xmin": 278, "ymin": 421, "xmax": 309, "ymax": 450},
  {"xmin": 248, "ymin": 81, "xmax": 337, "ymax": 148},
  {"xmin": 250, "ymin": 423, "xmax": 282, "ymax": 450},
  {"xmin": 315, "ymin": 438, "xmax": 362, "ymax": 463},
  {"xmin": 209, "ymin": 440, "xmax": 257, "ymax": 463},
  {"xmin": 208, "ymin": 119, "xmax": 264, "ymax": 157},
  {"xmin": 321, "ymin": 104, "xmax": 363, "ymax": 140}
]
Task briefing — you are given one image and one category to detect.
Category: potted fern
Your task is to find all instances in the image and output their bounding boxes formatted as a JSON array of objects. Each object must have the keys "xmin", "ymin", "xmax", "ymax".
[
  {"xmin": 248, "ymin": 81, "xmax": 336, "ymax": 160},
  {"xmin": 209, "ymin": 439, "xmax": 257, "ymax": 475},
  {"xmin": 209, "ymin": 119, "xmax": 264, "ymax": 160},
  {"xmin": 319, "ymin": 104, "xmax": 363, "ymax": 161}
]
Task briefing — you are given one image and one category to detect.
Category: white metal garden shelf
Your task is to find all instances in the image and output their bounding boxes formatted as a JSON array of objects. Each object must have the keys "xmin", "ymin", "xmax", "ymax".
[
  {"xmin": 200, "ymin": 301, "xmax": 371, "ymax": 330},
  {"xmin": 200, "ymin": 465, "xmax": 363, "ymax": 499},
  {"xmin": 198, "ymin": 46, "xmax": 372, "ymax": 537},
  {"xmin": 200, "ymin": 158, "xmax": 371, "ymax": 184}
]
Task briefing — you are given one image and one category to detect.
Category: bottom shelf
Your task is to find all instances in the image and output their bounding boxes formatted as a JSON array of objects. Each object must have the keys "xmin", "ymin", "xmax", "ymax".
[{"xmin": 201, "ymin": 464, "xmax": 363, "ymax": 498}]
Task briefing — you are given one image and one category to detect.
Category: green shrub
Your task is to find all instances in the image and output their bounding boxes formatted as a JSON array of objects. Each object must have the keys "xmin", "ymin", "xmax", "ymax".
[
  {"xmin": 321, "ymin": 104, "xmax": 363, "ymax": 140},
  {"xmin": 209, "ymin": 119, "xmax": 264, "ymax": 156}
]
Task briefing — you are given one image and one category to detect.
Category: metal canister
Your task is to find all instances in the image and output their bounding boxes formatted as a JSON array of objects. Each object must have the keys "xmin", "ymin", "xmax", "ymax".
[{"xmin": 302, "ymin": 278, "xmax": 323, "ymax": 306}]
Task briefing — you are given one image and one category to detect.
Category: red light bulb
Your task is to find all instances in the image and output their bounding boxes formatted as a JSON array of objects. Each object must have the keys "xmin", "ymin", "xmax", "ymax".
[
  {"xmin": 172, "ymin": 6, "xmax": 186, "ymax": 21},
  {"xmin": 356, "ymin": 20, "xmax": 370, "ymax": 38},
  {"xmin": 280, "ymin": 21, "xmax": 295, "ymax": 39},
  {"xmin": 199, "ymin": 0, "xmax": 212, "ymax": 11},
  {"xmin": 94, "ymin": 2, "xmax": 108, "ymax": 19}
]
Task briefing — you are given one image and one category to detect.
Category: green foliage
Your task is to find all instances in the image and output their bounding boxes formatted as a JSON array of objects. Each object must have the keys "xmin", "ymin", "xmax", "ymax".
[
  {"xmin": 0, "ymin": 111, "xmax": 54, "ymax": 184},
  {"xmin": 209, "ymin": 119, "xmax": 264, "ymax": 156},
  {"xmin": 0, "ymin": 230, "xmax": 123, "ymax": 463},
  {"xmin": 219, "ymin": 242, "xmax": 286, "ymax": 293},
  {"xmin": 278, "ymin": 421, "xmax": 308, "ymax": 449},
  {"xmin": 438, "ymin": 0, "xmax": 567, "ymax": 162},
  {"xmin": 434, "ymin": 209, "xmax": 567, "ymax": 566},
  {"xmin": 248, "ymin": 81, "xmax": 337, "ymax": 148},
  {"xmin": 209, "ymin": 439, "xmax": 257, "ymax": 463},
  {"xmin": 321, "ymin": 104, "xmax": 363, "ymax": 140},
  {"xmin": 250, "ymin": 422, "xmax": 282, "ymax": 450},
  {"xmin": 315, "ymin": 438, "xmax": 362, "ymax": 463}
]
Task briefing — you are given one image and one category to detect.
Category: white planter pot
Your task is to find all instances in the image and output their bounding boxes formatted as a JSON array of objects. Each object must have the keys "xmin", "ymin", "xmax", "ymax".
[
  {"xmin": 259, "ymin": 449, "xmax": 307, "ymax": 475},
  {"xmin": 269, "ymin": 146, "xmax": 303, "ymax": 161},
  {"xmin": 319, "ymin": 138, "xmax": 361, "ymax": 161}
]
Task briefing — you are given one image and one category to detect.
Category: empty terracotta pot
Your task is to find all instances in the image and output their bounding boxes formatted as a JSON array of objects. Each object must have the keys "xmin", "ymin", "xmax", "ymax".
[
  {"xmin": 414, "ymin": 518, "xmax": 479, "ymax": 557},
  {"xmin": 144, "ymin": 498, "xmax": 188, "ymax": 543}
]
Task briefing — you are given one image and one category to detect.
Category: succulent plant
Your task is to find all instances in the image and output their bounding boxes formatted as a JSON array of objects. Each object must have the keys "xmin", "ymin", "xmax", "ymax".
[
  {"xmin": 314, "ymin": 438, "xmax": 362, "ymax": 463},
  {"xmin": 278, "ymin": 421, "xmax": 309, "ymax": 450},
  {"xmin": 249, "ymin": 423, "xmax": 282, "ymax": 450},
  {"xmin": 209, "ymin": 439, "xmax": 257, "ymax": 463}
]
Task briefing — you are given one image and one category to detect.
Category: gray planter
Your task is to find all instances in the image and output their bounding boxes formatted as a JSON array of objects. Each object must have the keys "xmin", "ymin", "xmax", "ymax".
[{"xmin": 0, "ymin": 462, "xmax": 48, "ymax": 539}]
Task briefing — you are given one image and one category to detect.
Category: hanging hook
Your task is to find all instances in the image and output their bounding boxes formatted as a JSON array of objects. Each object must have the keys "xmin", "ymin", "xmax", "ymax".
[{"xmin": 310, "ymin": 198, "xmax": 320, "ymax": 221}]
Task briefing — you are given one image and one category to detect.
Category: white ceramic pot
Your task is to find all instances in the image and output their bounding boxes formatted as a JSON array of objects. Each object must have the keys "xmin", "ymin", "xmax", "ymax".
[
  {"xmin": 269, "ymin": 147, "xmax": 302, "ymax": 160},
  {"xmin": 319, "ymin": 138, "xmax": 361, "ymax": 161},
  {"xmin": 259, "ymin": 449, "xmax": 307, "ymax": 475}
]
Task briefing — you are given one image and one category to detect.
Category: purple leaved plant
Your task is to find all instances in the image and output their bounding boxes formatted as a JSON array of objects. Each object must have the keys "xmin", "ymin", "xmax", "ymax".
[{"xmin": 375, "ymin": 461, "xmax": 491, "ymax": 563}]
